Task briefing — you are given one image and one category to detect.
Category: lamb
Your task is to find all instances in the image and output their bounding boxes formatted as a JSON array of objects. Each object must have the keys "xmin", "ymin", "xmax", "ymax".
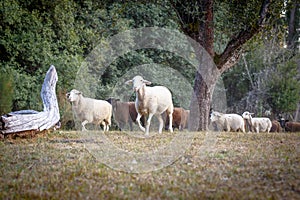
[
  {"xmin": 210, "ymin": 111, "xmax": 245, "ymax": 132},
  {"xmin": 106, "ymin": 98, "xmax": 145, "ymax": 131},
  {"xmin": 125, "ymin": 75, "xmax": 174, "ymax": 136},
  {"xmin": 242, "ymin": 111, "xmax": 272, "ymax": 133},
  {"xmin": 66, "ymin": 89, "xmax": 112, "ymax": 131},
  {"xmin": 165, "ymin": 107, "xmax": 190, "ymax": 131}
]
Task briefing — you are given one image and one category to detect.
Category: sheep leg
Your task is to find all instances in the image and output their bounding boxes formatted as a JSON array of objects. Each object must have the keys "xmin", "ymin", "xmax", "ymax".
[
  {"xmin": 118, "ymin": 121, "xmax": 125, "ymax": 131},
  {"xmin": 156, "ymin": 114, "xmax": 164, "ymax": 134},
  {"xmin": 82, "ymin": 120, "xmax": 88, "ymax": 131},
  {"xmin": 256, "ymin": 126, "xmax": 259, "ymax": 133},
  {"xmin": 103, "ymin": 121, "xmax": 110, "ymax": 132},
  {"xmin": 145, "ymin": 113, "xmax": 154, "ymax": 136},
  {"xmin": 168, "ymin": 113, "xmax": 173, "ymax": 133},
  {"xmin": 136, "ymin": 113, "xmax": 145, "ymax": 133},
  {"xmin": 241, "ymin": 124, "xmax": 246, "ymax": 133},
  {"xmin": 179, "ymin": 125, "xmax": 182, "ymax": 131}
]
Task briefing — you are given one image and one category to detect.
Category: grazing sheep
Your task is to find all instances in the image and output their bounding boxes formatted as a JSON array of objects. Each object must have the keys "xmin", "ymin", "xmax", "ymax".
[
  {"xmin": 66, "ymin": 89, "xmax": 112, "ymax": 131},
  {"xmin": 284, "ymin": 121, "xmax": 300, "ymax": 132},
  {"xmin": 242, "ymin": 111, "xmax": 272, "ymax": 133},
  {"xmin": 125, "ymin": 75, "xmax": 174, "ymax": 136},
  {"xmin": 106, "ymin": 98, "xmax": 145, "ymax": 131},
  {"xmin": 270, "ymin": 120, "xmax": 281, "ymax": 132},
  {"xmin": 165, "ymin": 107, "xmax": 190, "ymax": 131},
  {"xmin": 210, "ymin": 111, "xmax": 245, "ymax": 132}
]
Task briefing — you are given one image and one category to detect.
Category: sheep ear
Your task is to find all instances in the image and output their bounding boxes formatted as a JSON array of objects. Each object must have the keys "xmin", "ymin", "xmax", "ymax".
[
  {"xmin": 250, "ymin": 113, "xmax": 254, "ymax": 115},
  {"xmin": 143, "ymin": 80, "xmax": 152, "ymax": 85},
  {"xmin": 125, "ymin": 80, "xmax": 132, "ymax": 85}
]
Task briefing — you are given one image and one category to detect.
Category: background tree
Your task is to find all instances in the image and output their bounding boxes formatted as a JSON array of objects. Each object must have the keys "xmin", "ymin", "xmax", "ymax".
[
  {"xmin": 170, "ymin": 0, "xmax": 285, "ymax": 130},
  {"xmin": 222, "ymin": 0, "xmax": 300, "ymax": 120},
  {"xmin": 267, "ymin": 59, "xmax": 300, "ymax": 117}
]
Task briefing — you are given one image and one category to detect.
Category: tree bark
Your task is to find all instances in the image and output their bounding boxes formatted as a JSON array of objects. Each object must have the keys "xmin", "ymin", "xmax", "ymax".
[
  {"xmin": 198, "ymin": 0, "xmax": 214, "ymax": 57},
  {"xmin": 189, "ymin": 72, "xmax": 212, "ymax": 131},
  {"xmin": 0, "ymin": 65, "xmax": 60, "ymax": 135}
]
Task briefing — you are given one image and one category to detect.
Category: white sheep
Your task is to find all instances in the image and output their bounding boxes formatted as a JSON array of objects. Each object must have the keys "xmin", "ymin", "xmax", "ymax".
[
  {"xmin": 242, "ymin": 111, "xmax": 272, "ymax": 133},
  {"xmin": 66, "ymin": 89, "xmax": 112, "ymax": 131},
  {"xmin": 210, "ymin": 111, "xmax": 245, "ymax": 132},
  {"xmin": 125, "ymin": 75, "xmax": 174, "ymax": 136}
]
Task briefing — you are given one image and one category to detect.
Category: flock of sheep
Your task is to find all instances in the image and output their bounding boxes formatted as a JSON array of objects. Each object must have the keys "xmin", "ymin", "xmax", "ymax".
[
  {"xmin": 66, "ymin": 75, "xmax": 299, "ymax": 134},
  {"xmin": 210, "ymin": 110, "xmax": 300, "ymax": 133}
]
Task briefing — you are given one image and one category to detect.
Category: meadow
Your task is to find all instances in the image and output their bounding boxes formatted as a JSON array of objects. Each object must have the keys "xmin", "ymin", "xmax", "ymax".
[{"xmin": 0, "ymin": 130, "xmax": 299, "ymax": 199}]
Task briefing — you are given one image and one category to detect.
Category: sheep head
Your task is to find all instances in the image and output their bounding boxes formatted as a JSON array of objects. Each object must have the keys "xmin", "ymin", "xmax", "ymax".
[
  {"xmin": 242, "ymin": 111, "xmax": 254, "ymax": 120},
  {"xmin": 125, "ymin": 76, "xmax": 151, "ymax": 92},
  {"xmin": 67, "ymin": 89, "xmax": 82, "ymax": 102},
  {"xmin": 210, "ymin": 111, "xmax": 223, "ymax": 122}
]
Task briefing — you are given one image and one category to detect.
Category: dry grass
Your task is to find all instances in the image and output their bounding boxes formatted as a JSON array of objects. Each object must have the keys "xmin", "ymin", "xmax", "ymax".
[{"xmin": 0, "ymin": 130, "xmax": 299, "ymax": 199}]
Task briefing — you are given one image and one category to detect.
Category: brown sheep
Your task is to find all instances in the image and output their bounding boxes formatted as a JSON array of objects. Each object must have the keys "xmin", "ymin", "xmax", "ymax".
[
  {"xmin": 285, "ymin": 121, "xmax": 300, "ymax": 132},
  {"xmin": 181, "ymin": 109, "xmax": 190, "ymax": 130},
  {"xmin": 106, "ymin": 98, "xmax": 144, "ymax": 131},
  {"xmin": 270, "ymin": 120, "xmax": 281, "ymax": 132},
  {"xmin": 165, "ymin": 107, "xmax": 189, "ymax": 131}
]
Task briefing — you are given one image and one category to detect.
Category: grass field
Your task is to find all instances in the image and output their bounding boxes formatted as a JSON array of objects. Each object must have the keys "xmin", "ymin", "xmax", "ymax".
[{"xmin": 0, "ymin": 130, "xmax": 299, "ymax": 199}]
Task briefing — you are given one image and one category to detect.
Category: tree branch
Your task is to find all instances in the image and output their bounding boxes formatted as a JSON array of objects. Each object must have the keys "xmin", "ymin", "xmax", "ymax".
[{"xmin": 216, "ymin": 0, "xmax": 271, "ymax": 70}]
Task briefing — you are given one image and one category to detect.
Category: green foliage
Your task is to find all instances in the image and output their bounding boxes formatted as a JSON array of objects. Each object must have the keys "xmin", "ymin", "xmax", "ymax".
[
  {"xmin": 267, "ymin": 59, "xmax": 300, "ymax": 114},
  {"xmin": 214, "ymin": 0, "xmax": 285, "ymax": 54},
  {"xmin": 0, "ymin": 68, "xmax": 14, "ymax": 115}
]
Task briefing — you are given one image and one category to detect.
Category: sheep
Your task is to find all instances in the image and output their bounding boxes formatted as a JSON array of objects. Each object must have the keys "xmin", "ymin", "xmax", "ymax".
[
  {"xmin": 106, "ymin": 98, "xmax": 145, "ymax": 131},
  {"xmin": 66, "ymin": 89, "xmax": 112, "ymax": 131},
  {"xmin": 242, "ymin": 111, "xmax": 272, "ymax": 133},
  {"xmin": 125, "ymin": 75, "xmax": 173, "ymax": 136},
  {"xmin": 278, "ymin": 118, "xmax": 288, "ymax": 130},
  {"xmin": 210, "ymin": 111, "xmax": 245, "ymax": 132},
  {"xmin": 270, "ymin": 120, "xmax": 281, "ymax": 132},
  {"xmin": 165, "ymin": 107, "xmax": 190, "ymax": 131},
  {"xmin": 284, "ymin": 121, "xmax": 300, "ymax": 132}
]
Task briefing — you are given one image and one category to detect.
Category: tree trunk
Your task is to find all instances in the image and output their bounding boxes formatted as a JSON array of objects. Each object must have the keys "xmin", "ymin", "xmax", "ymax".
[
  {"xmin": 0, "ymin": 65, "xmax": 60, "ymax": 136},
  {"xmin": 287, "ymin": 2, "xmax": 297, "ymax": 50},
  {"xmin": 189, "ymin": 72, "xmax": 212, "ymax": 131},
  {"xmin": 189, "ymin": 48, "xmax": 220, "ymax": 131}
]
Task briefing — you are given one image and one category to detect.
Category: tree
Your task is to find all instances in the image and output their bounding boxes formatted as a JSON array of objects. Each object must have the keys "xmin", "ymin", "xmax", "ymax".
[
  {"xmin": 170, "ymin": 0, "xmax": 283, "ymax": 130},
  {"xmin": 287, "ymin": 1, "xmax": 299, "ymax": 51},
  {"xmin": 267, "ymin": 59, "xmax": 300, "ymax": 116}
]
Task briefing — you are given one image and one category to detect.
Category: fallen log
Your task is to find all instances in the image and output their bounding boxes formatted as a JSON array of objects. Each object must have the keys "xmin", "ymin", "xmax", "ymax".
[{"xmin": 0, "ymin": 65, "xmax": 60, "ymax": 136}]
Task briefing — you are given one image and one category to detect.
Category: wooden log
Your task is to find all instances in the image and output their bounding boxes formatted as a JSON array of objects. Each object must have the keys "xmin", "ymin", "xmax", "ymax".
[{"xmin": 0, "ymin": 65, "xmax": 60, "ymax": 135}]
